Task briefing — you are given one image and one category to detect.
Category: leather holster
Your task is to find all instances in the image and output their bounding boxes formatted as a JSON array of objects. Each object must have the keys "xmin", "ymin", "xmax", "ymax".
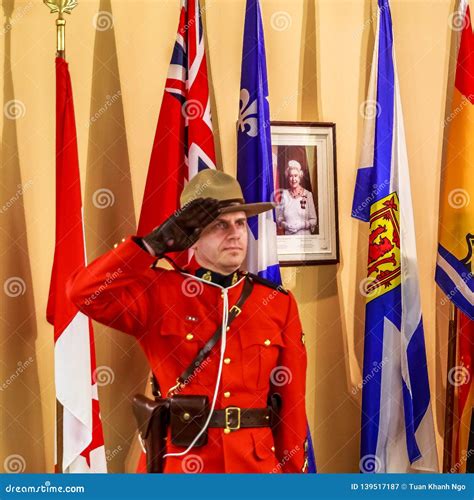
[{"xmin": 132, "ymin": 394, "xmax": 170, "ymax": 473}]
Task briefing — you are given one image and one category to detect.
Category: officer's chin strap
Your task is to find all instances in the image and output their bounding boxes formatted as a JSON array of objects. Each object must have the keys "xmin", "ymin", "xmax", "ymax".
[{"xmin": 162, "ymin": 288, "xmax": 229, "ymax": 459}]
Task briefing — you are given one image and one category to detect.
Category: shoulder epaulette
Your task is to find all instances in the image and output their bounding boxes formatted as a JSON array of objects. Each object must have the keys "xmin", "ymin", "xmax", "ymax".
[{"xmin": 245, "ymin": 272, "xmax": 288, "ymax": 295}]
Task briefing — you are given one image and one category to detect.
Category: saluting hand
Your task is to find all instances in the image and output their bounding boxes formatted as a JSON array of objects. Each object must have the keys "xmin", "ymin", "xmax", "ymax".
[{"xmin": 142, "ymin": 198, "xmax": 221, "ymax": 256}]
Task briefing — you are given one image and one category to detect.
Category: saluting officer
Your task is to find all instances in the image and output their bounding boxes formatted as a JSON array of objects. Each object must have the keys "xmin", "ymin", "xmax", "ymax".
[{"xmin": 66, "ymin": 169, "xmax": 309, "ymax": 473}]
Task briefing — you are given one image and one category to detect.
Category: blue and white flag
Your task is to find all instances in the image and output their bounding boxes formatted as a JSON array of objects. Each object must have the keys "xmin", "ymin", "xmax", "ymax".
[
  {"xmin": 236, "ymin": 0, "xmax": 280, "ymax": 284},
  {"xmin": 236, "ymin": 0, "xmax": 317, "ymax": 473},
  {"xmin": 352, "ymin": 0, "xmax": 438, "ymax": 473}
]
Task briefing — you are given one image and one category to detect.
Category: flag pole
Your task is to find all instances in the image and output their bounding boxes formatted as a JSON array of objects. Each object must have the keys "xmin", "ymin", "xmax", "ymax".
[
  {"xmin": 443, "ymin": 302, "xmax": 458, "ymax": 472},
  {"xmin": 43, "ymin": 0, "xmax": 78, "ymax": 473},
  {"xmin": 44, "ymin": 0, "xmax": 78, "ymax": 59}
]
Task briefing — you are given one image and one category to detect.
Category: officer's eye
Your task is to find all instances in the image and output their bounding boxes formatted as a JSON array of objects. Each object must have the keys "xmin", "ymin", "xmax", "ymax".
[{"xmin": 216, "ymin": 221, "xmax": 227, "ymax": 230}]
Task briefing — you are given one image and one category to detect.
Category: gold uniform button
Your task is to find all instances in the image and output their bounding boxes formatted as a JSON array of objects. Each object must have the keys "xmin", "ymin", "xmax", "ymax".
[
  {"xmin": 224, "ymin": 428, "xmax": 231, "ymax": 434},
  {"xmin": 264, "ymin": 339, "xmax": 271, "ymax": 346},
  {"xmin": 186, "ymin": 333, "xmax": 194, "ymax": 341},
  {"xmin": 224, "ymin": 358, "xmax": 231, "ymax": 365},
  {"xmin": 226, "ymin": 326, "xmax": 230, "ymax": 331},
  {"xmin": 121, "ymin": 237, "xmax": 126, "ymax": 242},
  {"xmin": 223, "ymin": 391, "xmax": 231, "ymax": 398},
  {"xmin": 113, "ymin": 243, "xmax": 118, "ymax": 248},
  {"xmin": 183, "ymin": 412, "xmax": 191, "ymax": 421},
  {"xmin": 271, "ymin": 446, "xmax": 275, "ymax": 452}
]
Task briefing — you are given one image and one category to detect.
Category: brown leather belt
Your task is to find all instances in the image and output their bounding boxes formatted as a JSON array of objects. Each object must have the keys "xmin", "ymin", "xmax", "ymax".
[{"xmin": 208, "ymin": 406, "xmax": 272, "ymax": 431}]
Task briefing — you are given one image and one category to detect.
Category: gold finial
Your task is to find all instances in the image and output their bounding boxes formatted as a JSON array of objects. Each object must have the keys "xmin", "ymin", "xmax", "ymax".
[{"xmin": 44, "ymin": 1, "xmax": 78, "ymax": 58}]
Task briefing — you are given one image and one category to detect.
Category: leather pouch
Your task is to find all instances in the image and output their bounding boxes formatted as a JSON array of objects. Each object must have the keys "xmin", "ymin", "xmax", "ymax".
[{"xmin": 170, "ymin": 395, "xmax": 209, "ymax": 447}]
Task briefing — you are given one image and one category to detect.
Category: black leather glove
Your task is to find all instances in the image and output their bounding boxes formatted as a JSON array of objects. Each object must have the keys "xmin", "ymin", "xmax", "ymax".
[{"xmin": 142, "ymin": 198, "xmax": 221, "ymax": 257}]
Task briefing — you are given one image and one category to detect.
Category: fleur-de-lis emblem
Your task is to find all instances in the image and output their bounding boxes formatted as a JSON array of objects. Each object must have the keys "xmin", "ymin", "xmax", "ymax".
[{"xmin": 238, "ymin": 88, "xmax": 258, "ymax": 137}]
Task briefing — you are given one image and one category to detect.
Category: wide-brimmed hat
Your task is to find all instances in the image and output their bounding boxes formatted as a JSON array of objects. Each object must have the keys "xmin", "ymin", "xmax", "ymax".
[{"xmin": 180, "ymin": 169, "xmax": 275, "ymax": 218}]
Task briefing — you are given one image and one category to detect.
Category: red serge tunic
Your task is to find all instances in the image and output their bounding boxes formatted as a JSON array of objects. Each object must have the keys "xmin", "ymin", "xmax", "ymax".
[{"xmin": 66, "ymin": 236, "xmax": 308, "ymax": 473}]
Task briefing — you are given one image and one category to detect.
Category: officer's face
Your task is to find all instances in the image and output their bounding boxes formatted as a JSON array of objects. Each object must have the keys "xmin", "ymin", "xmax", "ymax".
[{"xmin": 192, "ymin": 211, "xmax": 248, "ymax": 275}]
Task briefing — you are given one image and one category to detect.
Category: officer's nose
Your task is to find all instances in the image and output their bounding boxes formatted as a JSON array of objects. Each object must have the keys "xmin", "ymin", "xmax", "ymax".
[{"xmin": 227, "ymin": 222, "xmax": 241, "ymax": 240}]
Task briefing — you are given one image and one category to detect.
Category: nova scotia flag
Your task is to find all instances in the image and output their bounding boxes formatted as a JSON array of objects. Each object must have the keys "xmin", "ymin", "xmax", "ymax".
[{"xmin": 352, "ymin": 0, "xmax": 438, "ymax": 473}]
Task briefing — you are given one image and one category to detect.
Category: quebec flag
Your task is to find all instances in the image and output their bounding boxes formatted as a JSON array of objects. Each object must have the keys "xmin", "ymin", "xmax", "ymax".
[
  {"xmin": 351, "ymin": 0, "xmax": 438, "ymax": 472},
  {"xmin": 236, "ymin": 0, "xmax": 280, "ymax": 284},
  {"xmin": 236, "ymin": 0, "xmax": 317, "ymax": 472}
]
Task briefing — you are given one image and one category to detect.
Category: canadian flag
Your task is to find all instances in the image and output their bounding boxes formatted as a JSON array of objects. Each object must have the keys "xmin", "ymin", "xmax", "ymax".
[{"xmin": 47, "ymin": 57, "xmax": 107, "ymax": 473}]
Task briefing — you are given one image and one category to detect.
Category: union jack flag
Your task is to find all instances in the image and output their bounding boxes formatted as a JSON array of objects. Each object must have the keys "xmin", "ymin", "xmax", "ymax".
[{"xmin": 137, "ymin": 0, "xmax": 216, "ymax": 238}]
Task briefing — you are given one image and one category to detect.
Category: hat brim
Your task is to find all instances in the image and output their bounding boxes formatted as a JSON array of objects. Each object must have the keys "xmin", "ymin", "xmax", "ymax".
[{"xmin": 219, "ymin": 202, "xmax": 276, "ymax": 218}]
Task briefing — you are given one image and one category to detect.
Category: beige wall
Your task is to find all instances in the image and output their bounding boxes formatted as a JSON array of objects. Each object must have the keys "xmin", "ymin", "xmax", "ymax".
[{"xmin": 0, "ymin": 0, "xmax": 456, "ymax": 473}]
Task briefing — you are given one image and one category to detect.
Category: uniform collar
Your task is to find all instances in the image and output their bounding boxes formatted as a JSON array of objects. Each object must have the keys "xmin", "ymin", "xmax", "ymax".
[{"xmin": 184, "ymin": 256, "xmax": 242, "ymax": 288}]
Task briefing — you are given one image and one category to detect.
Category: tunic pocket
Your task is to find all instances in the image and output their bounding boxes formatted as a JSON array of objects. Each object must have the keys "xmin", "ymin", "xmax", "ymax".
[
  {"xmin": 156, "ymin": 311, "xmax": 203, "ymax": 377},
  {"xmin": 251, "ymin": 429, "xmax": 280, "ymax": 473},
  {"xmin": 239, "ymin": 329, "xmax": 285, "ymax": 391}
]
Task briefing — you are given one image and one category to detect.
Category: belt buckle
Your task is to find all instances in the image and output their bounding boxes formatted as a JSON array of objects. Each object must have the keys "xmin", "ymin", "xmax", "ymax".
[
  {"xmin": 225, "ymin": 406, "xmax": 241, "ymax": 431},
  {"xmin": 229, "ymin": 305, "xmax": 242, "ymax": 317}
]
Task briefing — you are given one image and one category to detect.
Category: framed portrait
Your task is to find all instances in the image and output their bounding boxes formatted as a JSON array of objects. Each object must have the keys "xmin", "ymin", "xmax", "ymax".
[{"xmin": 271, "ymin": 122, "xmax": 339, "ymax": 266}]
